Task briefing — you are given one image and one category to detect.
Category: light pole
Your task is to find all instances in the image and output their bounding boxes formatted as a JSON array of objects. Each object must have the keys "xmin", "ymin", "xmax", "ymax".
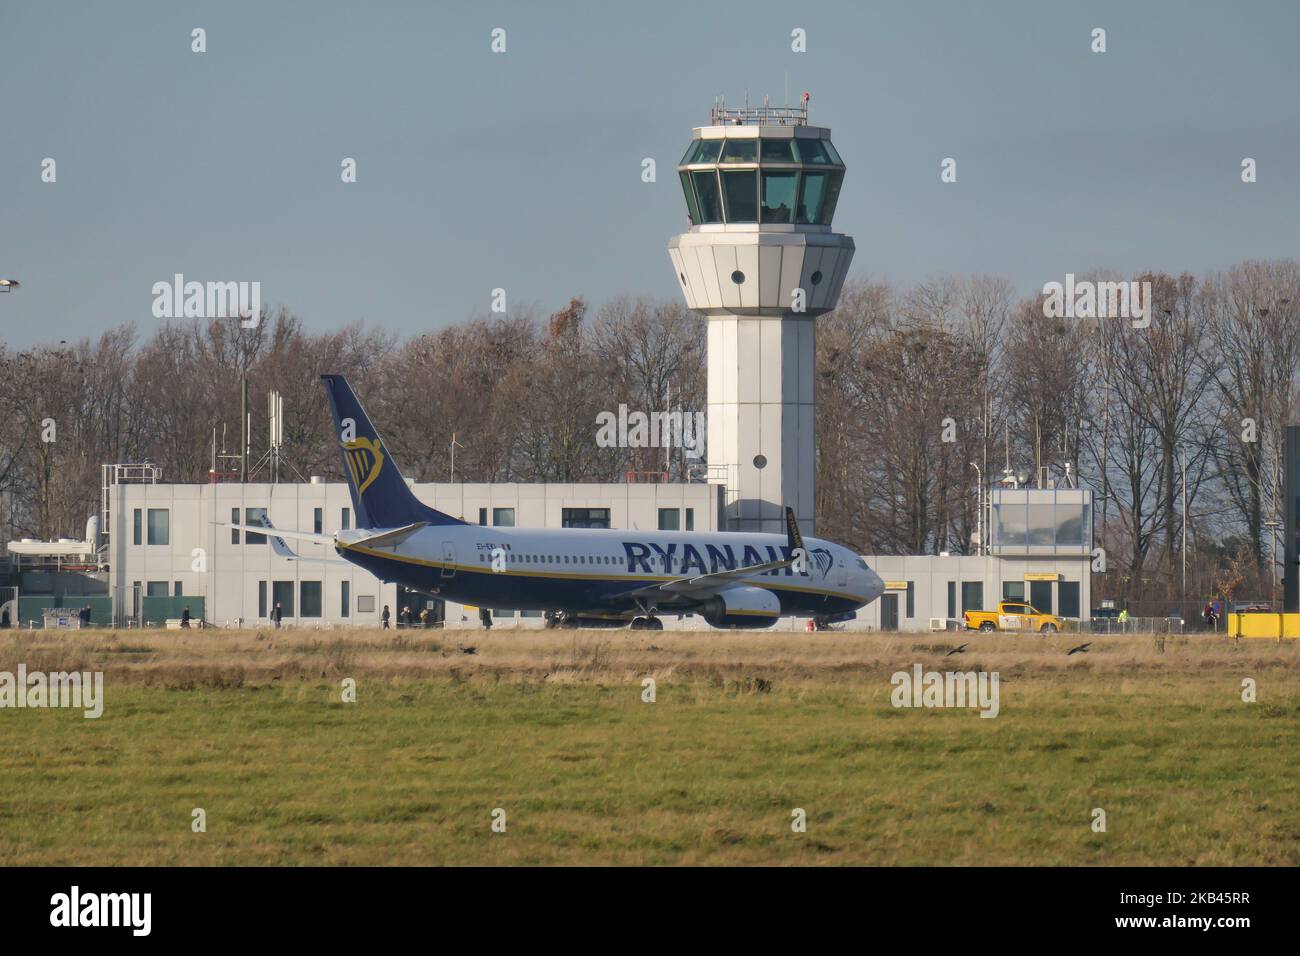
[
  {"xmin": 1178, "ymin": 448, "xmax": 1187, "ymax": 607},
  {"xmin": 449, "ymin": 433, "xmax": 464, "ymax": 484},
  {"xmin": 969, "ymin": 462, "xmax": 982, "ymax": 555},
  {"xmin": 1265, "ymin": 518, "xmax": 1282, "ymax": 608}
]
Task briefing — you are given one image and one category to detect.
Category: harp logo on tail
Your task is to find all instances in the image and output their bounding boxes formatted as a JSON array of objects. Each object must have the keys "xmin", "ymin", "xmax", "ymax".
[{"xmin": 342, "ymin": 438, "xmax": 384, "ymax": 494}]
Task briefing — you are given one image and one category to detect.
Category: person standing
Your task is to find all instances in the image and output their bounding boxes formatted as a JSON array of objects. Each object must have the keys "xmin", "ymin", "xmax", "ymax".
[
  {"xmin": 272, "ymin": 602, "xmax": 283, "ymax": 629},
  {"xmin": 180, "ymin": 605, "xmax": 191, "ymax": 629},
  {"xmin": 381, "ymin": 605, "xmax": 391, "ymax": 629}
]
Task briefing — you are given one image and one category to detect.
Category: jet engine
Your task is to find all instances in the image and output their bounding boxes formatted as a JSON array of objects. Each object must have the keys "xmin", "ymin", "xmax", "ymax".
[{"xmin": 699, "ymin": 585, "xmax": 781, "ymax": 629}]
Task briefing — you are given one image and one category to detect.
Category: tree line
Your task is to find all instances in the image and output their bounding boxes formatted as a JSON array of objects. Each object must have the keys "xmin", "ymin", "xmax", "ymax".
[{"xmin": 3, "ymin": 259, "xmax": 1297, "ymax": 607}]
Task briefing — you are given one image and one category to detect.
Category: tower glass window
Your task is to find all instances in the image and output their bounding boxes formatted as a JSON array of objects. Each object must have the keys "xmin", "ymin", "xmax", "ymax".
[
  {"xmin": 691, "ymin": 171, "xmax": 723, "ymax": 223},
  {"xmin": 797, "ymin": 172, "xmax": 827, "ymax": 224},
  {"xmin": 721, "ymin": 170, "xmax": 758, "ymax": 222},
  {"xmin": 688, "ymin": 139, "xmax": 722, "ymax": 164},
  {"xmin": 760, "ymin": 138, "xmax": 797, "ymax": 163},
  {"xmin": 797, "ymin": 171, "xmax": 844, "ymax": 225},
  {"xmin": 719, "ymin": 138, "xmax": 759, "ymax": 163},
  {"xmin": 761, "ymin": 172, "xmax": 798, "ymax": 223},
  {"xmin": 679, "ymin": 172, "xmax": 701, "ymax": 225},
  {"xmin": 794, "ymin": 138, "xmax": 832, "ymax": 164},
  {"xmin": 816, "ymin": 171, "xmax": 844, "ymax": 225}
]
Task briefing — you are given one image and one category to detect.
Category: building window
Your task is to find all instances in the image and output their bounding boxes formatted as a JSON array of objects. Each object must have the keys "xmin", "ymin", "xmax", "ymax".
[
  {"xmin": 658, "ymin": 508, "xmax": 680, "ymax": 531},
  {"xmin": 961, "ymin": 582, "xmax": 984, "ymax": 614},
  {"xmin": 492, "ymin": 508, "xmax": 515, "ymax": 527},
  {"xmin": 146, "ymin": 581, "xmax": 169, "ymax": 597},
  {"xmin": 300, "ymin": 581, "xmax": 322, "ymax": 618},
  {"xmin": 341, "ymin": 580, "xmax": 350, "ymax": 618},
  {"xmin": 947, "ymin": 581, "xmax": 956, "ymax": 619},
  {"xmin": 1059, "ymin": 581, "xmax": 1080, "ymax": 618},
  {"xmin": 314, "ymin": 508, "xmax": 323, "ymax": 534},
  {"xmin": 562, "ymin": 508, "xmax": 610, "ymax": 529},
  {"xmin": 174, "ymin": 581, "xmax": 183, "ymax": 596},
  {"xmin": 478, "ymin": 507, "xmax": 488, "ymax": 526},
  {"xmin": 1002, "ymin": 581, "xmax": 1025, "ymax": 602},
  {"xmin": 341, "ymin": 507, "xmax": 351, "ymax": 531},
  {"xmin": 144, "ymin": 509, "xmax": 169, "ymax": 545},
  {"xmin": 685, "ymin": 508, "xmax": 695, "ymax": 531},
  {"xmin": 258, "ymin": 581, "xmax": 267, "ymax": 618},
  {"xmin": 231, "ymin": 507, "xmax": 241, "ymax": 544},
  {"xmin": 244, "ymin": 508, "xmax": 267, "ymax": 545},
  {"xmin": 133, "ymin": 509, "xmax": 142, "ymax": 545},
  {"xmin": 357, "ymin": 594, "xmax": 375, "ymax": 614},
  {"xmin": 906, "ymin": 582, "xmax": 915, "ymax": 619},
  {"xmin": 272, "ymin": 581, "xmax": 295, "ymax": 618}
]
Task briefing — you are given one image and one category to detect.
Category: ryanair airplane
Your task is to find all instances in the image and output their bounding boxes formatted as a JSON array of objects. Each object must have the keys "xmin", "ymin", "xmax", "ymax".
[{"xmin": 234, "ymin": 375, "xmax": 883, "ymax": 630}]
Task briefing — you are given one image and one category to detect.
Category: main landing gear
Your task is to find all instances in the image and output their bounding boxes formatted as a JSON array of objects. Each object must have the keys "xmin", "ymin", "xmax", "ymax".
[{"xmin": 629, "ymin": 616, "xmax": 663, "ymax": 631}]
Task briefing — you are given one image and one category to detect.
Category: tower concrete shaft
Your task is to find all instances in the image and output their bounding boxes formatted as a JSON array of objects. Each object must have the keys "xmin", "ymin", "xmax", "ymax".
[{"xmin": 668, "ymin": 106, "xmax": 854, "ymax": 534}]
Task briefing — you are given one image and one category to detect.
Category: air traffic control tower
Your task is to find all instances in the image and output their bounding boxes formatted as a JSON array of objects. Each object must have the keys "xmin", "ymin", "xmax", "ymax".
[{"xmin": 669, "ymin": 101, "xmax": 854, "ymax": 535}]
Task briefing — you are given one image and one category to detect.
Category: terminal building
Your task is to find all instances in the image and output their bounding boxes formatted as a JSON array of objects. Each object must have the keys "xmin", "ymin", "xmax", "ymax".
[{"xmin": 4, "ymin": 100, "xmax": 1092, "ymax": 630}]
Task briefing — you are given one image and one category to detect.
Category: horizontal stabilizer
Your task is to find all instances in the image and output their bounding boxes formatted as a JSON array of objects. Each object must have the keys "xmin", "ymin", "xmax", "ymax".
[{"xmin": 217, "ymin": 523, "xmax": 335, "ymax": 545}]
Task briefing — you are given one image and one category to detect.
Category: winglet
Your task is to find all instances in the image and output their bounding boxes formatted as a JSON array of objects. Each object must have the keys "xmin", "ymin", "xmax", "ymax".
[{"xmin": 785, "ymin": 507, "xmax": 805, "ymax": 556}]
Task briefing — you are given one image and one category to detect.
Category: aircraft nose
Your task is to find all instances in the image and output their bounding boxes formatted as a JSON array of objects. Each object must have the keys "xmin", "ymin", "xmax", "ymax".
[{"xmin": 864, "ymin": 566, "xmax": 884, "ymax": 604}]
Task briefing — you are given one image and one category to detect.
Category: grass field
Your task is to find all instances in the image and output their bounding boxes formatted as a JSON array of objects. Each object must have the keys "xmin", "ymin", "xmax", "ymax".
[{"xmin": 1, "ymin": 627, "xmax": 1296, "ymax": 865}]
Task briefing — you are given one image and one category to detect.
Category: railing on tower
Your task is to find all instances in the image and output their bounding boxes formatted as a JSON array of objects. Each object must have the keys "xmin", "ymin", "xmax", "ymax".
[{"xmin": 709, "ymin": 102, "xmax": 808, "ymax": 127}]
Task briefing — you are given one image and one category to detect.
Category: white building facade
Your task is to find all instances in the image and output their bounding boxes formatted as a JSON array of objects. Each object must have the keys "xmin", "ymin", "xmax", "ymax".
[{"xmin": 105, "ymin": 474, "xmax": 722, "ymax": 628}]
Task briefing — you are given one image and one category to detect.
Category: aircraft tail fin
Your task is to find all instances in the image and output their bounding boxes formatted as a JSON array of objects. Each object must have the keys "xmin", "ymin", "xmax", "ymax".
[{"xmin": 321, "ymin": 375, "xmax": 467, "ymax": 530}]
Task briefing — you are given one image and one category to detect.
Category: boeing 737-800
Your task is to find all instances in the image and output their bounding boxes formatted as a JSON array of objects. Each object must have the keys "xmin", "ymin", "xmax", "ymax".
[{"xmin": 229, "ymin": 375, "xmax": 883, "ymax": 630}]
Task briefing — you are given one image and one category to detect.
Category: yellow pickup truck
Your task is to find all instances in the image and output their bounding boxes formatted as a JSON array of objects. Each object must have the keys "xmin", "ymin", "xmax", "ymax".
[{"xmin": 963, "ymin": 601, "xmax": 1063, "ymax": 634}]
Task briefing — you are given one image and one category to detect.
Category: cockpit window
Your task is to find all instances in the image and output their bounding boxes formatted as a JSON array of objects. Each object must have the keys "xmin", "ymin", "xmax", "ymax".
[{"xmin": 855, "ymin": 558, "xmax": 869, "ymax": 570}]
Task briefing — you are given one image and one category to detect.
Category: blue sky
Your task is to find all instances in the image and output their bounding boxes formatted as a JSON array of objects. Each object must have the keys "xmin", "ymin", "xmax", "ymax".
[{"xmin": 2, "ymin": 0, "xmax": 1298, "ymax": 346}]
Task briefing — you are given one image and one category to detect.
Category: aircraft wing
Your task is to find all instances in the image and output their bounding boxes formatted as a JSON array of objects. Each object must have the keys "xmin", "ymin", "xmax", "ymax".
[
  {"xmin": 343, "ymin": 522, "xmax": 428, "ymax": 551},
  {"xmin": 630, "ymin": 558, "xmax": 791, "ymax": 600}
]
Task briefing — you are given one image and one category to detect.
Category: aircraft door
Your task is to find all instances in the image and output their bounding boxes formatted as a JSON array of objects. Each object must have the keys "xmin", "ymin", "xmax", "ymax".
[
  {"xmin": 441, "ymin": 541, "xmax": 456, "ymax": 578},
  {"xmin": 833, "ymin": 556, "xmax": 848, "ymax": 587}
]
